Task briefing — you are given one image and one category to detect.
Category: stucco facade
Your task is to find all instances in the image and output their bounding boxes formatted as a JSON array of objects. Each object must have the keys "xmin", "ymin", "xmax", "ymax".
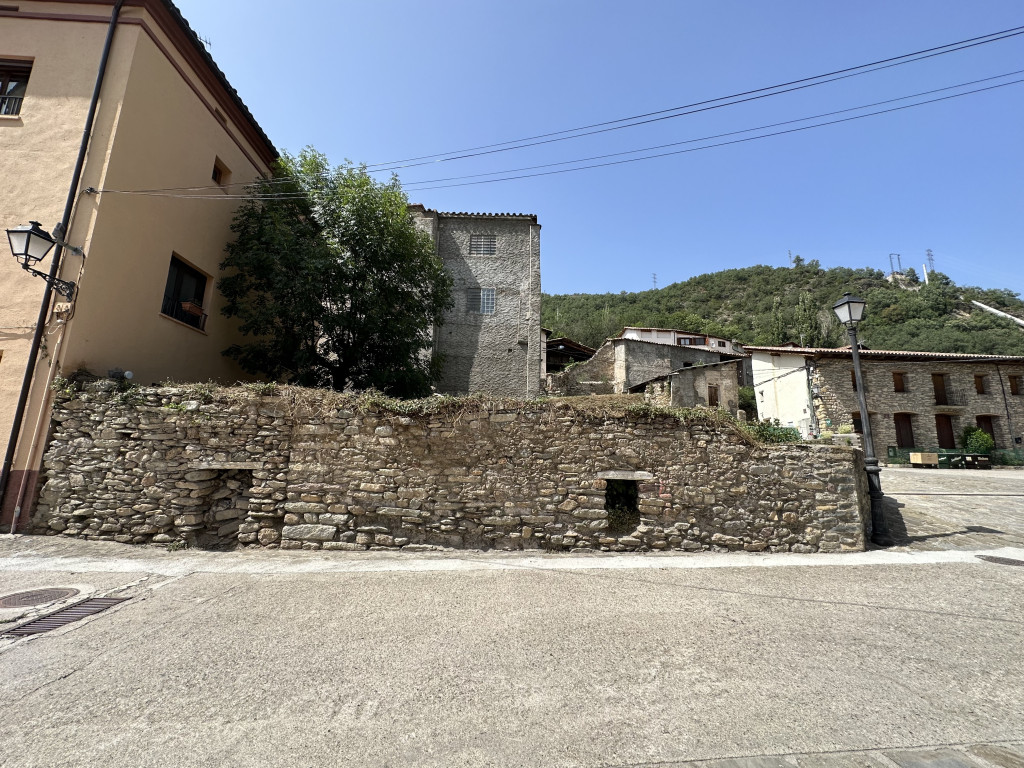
[
  {"xmin": 0, "ymin": 0, "xmax": 276, "ymax": 528},
  {"xmin": 749, "ymin": 346, "xmax": 1024, "ymax": 452},
  {"xmin": 410, "ymin": 207, "xmax": 543, "ymax": 398}
]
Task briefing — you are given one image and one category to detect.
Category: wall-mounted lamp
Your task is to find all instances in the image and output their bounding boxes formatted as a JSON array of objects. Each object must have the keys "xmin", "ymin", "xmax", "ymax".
[{"xmin": 6, "ymin": 221, "xmax": 82, "ymax": 300}]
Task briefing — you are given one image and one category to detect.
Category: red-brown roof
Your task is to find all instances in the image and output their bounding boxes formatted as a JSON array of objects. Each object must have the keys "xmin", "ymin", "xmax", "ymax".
[{"xmin": 744, "ymin": 345, "xmax": 1024, "ymax": 363}]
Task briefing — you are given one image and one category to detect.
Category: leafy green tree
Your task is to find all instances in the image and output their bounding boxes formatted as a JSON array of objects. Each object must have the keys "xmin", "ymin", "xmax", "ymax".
[{"xmin": 219, "ymin": 148, "xmax": 452, "ymax": 397}]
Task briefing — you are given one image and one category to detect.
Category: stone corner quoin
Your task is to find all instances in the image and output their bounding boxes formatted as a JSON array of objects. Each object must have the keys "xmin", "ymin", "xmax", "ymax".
[{"xmin": 33, "ymin": 387, "xmax": 869, "ymax": 553}]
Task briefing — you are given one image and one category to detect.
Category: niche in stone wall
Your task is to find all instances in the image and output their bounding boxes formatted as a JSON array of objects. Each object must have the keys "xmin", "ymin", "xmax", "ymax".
[
  {"xmin": 605, "ymin": 479, "xmax": 640, "ymax": 536},
  {"xmin": 190, "ymin": 469, "xmax": 253, "ymax": 551}
]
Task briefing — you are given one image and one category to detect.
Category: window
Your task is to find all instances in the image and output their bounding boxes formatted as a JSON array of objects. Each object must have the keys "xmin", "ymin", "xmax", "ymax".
[
  {"xmin": 851, "ymin": 412, "xmax": 863, "ymax": 434},
  {"xmin": 161, "ymin": 256, "xmax": 208, "ymax": 330},
  {"xmin": 717, "ymin": 340, "xmax": 726, "ymax": 348},
  {"xmin": 0, "ymin": 59, "xmax": 31, "ymax": 116},
  {"xmin": 974, "ymin": 375, "xmax": 988, "ymax": 395},
  {"xmin": 466, "ymin": 287, "xmax": 495, "ymax": 315},
  {"xmin": 212, "ymin": 157, "xmax": 230, "ymax": 187},
  {"xmin": 893, "ymin": 372, "xmax": 907, "ymax": 392},
  {"xmin": 469, "ymin": 234, "xmax": 496, "ymax": 256},
  {"xmin": 677, "ymin": 337, "xmax": 694, "ymax": 345},
  {"xmin": 1010, "ymin": 375, "xmax": 1021, "ymax": 396},
  {"xmin": 850, "ymin": 370, "xmax": 858, "ymax": 391}
]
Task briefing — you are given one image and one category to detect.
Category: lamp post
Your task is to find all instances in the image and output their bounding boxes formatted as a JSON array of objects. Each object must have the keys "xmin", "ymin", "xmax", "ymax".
[{"xmin": 833, "ymin": 292, "xmax": 891, "ymax": 545}]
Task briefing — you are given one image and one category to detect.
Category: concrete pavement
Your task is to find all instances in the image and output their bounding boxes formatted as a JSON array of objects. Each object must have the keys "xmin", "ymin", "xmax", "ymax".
[{"xmin": 1, "ymin": 532, "xmax": 1022, "ymax": 767}]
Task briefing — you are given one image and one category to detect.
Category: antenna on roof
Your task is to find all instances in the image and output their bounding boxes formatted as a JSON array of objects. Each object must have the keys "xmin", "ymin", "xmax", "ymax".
[{"xmin": 198, "ymin": 34, "xmax": 212, "ymax": 50}]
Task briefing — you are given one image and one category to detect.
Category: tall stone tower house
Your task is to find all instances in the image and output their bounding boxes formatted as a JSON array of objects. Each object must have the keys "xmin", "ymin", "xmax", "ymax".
[{"xmin": 409, "ymin": 206, "xmax": 543, "ymax": 398}]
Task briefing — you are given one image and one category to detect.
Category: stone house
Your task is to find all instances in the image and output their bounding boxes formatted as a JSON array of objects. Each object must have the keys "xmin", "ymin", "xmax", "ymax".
[
  {"xmin": 1, "ymin": 0, "xmax": 277, "ymax": 529},
  {"xmin": 548, "ymin": 336, "xmax": 747, "ymax": 396},
  {"xmin": 409, "ymin": 206, "xmax": 543, "ymax": 399},
  {"xmin": 636, "ymin": 360, "xmax": 742, "ymax": 416},
  {"xmin": 747, "ymin": 345, "xmax": 1024, "ymax": 452}
]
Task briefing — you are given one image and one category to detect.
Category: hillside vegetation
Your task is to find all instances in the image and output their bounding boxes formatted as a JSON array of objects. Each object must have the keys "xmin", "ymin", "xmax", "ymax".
[{"xmin": 542, "ymin": 261, "xmax": 1024, "ymax": 355}]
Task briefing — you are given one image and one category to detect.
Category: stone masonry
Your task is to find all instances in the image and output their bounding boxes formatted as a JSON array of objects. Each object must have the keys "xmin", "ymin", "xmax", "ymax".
[
  {"xmin": 410, "ymin": 207, "xmax": 543, "ymax": 398},
  {"xmin": 33, "ymin": 385, "xmax": 869, "ymax": 553},
  {"xmin": 811, "ymin": 356, "xmax": 1024, "ymax": 451}
]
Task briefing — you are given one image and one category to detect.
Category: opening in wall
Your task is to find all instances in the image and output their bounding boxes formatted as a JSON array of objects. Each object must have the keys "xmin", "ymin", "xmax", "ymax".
[
  {"xmin": 161, "ymin": 255, "xmax": 208, "ymax": 330},
  {"xmin": 605, "ymin": 479, "xmax": 639, "ymax": 536},
  {"xmin": 0, "ymin": 59, "xmax": 32, "ymax": 116}
]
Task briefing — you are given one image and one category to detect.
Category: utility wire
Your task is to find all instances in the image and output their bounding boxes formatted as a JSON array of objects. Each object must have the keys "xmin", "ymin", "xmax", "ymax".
[
  {"xmin": 405, "ymin": 77, "xmax": 1024, "ymax": 191},
  {"xmin": 363, "ymin": 25, "xmax": 1024, "ymax": 168},
  {"xmin": 91, "ymin": 73, "xmax": 1024, "ymax": 200},
  {"xmin": 400, "ymin": 70, "xmax": 1024, "ymax": 187},
  {"xmin": 94, "ymin": 24, "xmax": 1024, "ymax": 196}
]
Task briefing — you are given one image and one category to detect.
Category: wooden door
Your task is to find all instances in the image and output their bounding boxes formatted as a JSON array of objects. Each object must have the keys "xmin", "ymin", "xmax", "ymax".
[
  {"xmin": 935, "ymin": 414, "xmax": 955, "ymax": 449},
  {"xmin": 894, "ymin": 413, "xmax": 915, "ymax": 448}
]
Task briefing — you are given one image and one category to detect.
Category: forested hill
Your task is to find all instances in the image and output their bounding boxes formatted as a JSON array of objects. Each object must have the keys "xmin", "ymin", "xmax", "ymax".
[{"xmin": 542, "ymin": 262, "xmax": 1024, "ymax": 355}]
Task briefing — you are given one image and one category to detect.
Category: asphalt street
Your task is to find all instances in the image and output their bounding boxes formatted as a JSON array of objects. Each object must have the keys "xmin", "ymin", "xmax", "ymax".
[{"xmin": 0, "ymin": 467, "xmax": 1021, "ymax": 768}]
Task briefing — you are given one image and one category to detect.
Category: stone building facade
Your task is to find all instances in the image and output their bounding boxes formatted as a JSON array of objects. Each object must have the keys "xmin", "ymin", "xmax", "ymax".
[
  {"xmin": 749, "ymin": 346, "xmax": 1024, "ymax": 451},
  {"xmin": 640, "ymin": 361, "xmax": 742, "ymax": 416},
  {"xmin": 410, "ymin": 206, "xmax": 543, "ymax": 399},
  {"xmin": 33, "ymin": 385, "xmax": 869, "ymax": 553},
  {"xmin": 548, "ymin": 337, "xmax": 743, "ymax": 396}
]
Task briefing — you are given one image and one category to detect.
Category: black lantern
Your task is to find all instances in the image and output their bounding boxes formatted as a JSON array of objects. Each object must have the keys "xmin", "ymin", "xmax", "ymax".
[
  {"xmin": 832, "ymin": 292, "xmax": 866, "ymax": 326},
  {"xmin": 6, "ymin": 221, "xmax": 56, "ymax": 266},
  {"xmin": 5, "ymin": 221, "xmax": 79, "ymax": 300}
]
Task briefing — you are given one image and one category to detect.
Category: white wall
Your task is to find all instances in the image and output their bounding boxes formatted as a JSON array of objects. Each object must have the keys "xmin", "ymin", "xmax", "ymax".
[{"xmin": 752, "ymin": 352, "xmax": 813, "ymax": 436}]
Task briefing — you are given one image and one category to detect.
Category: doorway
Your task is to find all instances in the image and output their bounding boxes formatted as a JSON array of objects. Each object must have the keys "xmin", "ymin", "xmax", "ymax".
[
  {"xmin": 894, "ymin": 413, "xmax": 915, "ymax": 449},
  {"xmin": 935, "ymin": 414, "xmax": 956, "ymax": 449}
]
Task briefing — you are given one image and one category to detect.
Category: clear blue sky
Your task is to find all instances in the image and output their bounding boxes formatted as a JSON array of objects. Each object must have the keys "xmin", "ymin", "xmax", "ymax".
[{"xmin": 174, "ymin": 0, "xmax": 1023, "ymax": 299}]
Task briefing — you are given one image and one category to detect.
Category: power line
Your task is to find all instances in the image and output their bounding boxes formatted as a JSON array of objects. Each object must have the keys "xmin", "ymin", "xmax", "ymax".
[
  {"xmin": 399, "ymin": 70, "xmax": 1024, "ymax": 187},
  {"xmin": 94, "ymin": 24, "xmax": 1024, "ymax": 196},
  {"xmin": 403, "ymin": 77, "xmax": 1024, "ymax": 191},
  {"xmin": 362, "ymin": 24, "xmax": 1024, "ymax": 169}
]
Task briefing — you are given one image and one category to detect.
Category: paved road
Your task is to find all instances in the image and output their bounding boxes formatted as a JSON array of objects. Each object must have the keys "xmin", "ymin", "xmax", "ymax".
[
  {"xmin": 0, "ymin": 534, "xmax": 1022, "ymax": 768},
  {"xmin": 882, "ymin": 468, "xmax": 1024, "ymax": 551}
]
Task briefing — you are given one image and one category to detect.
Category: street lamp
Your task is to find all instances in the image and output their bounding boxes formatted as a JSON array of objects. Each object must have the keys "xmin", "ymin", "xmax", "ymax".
[
  {"xmin": 6, "ymin": 221, "xmax": 80, "ymax": 299},
  {"xmin": 833, "ymin": 292, "xmax": 891, "ymax": 546}
]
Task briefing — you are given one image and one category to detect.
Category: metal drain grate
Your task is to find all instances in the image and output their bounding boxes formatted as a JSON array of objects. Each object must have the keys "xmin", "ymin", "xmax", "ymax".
[
  {"xmin": 1, "ymin": 597, "xmax": 130, "ymax": 637},
  {"xmin": 976, "ymin": 555, "xmax": 1024, "ymax": 567},
  {"xmin": 0, "ymin": 588, "xmax": 80, "ymax": 609}
]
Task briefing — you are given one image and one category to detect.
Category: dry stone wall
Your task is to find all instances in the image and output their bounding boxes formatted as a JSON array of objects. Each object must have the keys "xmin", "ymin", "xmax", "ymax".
[{"xmin": 34, "ymin": 385, "xmax": 868, "ymax": 553}]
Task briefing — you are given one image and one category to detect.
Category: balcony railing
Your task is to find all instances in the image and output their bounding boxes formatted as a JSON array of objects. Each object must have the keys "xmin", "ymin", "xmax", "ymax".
[
  {"xmin": 0, "ymin": 96, "xmax": 24, "ymax": 116},
  {"xmin": 934, "ymin": 387, "xmax": 968, "ymax": 406},
  {"xmin": 161, "ymin": 295, "xmax": 207, "ymax": 331}
]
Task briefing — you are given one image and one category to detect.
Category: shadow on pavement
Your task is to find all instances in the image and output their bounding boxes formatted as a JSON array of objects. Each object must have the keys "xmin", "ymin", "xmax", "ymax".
[{"xmin": 881, "ymin": 495, "xmax": 1007, "ymax": 547}]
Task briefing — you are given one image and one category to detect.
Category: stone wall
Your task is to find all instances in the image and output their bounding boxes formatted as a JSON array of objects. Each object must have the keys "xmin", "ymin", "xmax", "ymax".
[
  {"xmin": 548, "ymin": 338, "xmax": 729, "ymax": 396},
  {"xmin": 812, "ymin": 358, "xmax": 1024, "ymax": 451},
  {"xmin": 33, "ymin": 386, "xmax": 869, "ymax": 553}
]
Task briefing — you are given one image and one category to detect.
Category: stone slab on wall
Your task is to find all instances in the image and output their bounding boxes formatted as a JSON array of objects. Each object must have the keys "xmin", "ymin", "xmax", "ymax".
[{"xmin": 34, "ymin": 386, "xmax": 869, "ymax": 553}]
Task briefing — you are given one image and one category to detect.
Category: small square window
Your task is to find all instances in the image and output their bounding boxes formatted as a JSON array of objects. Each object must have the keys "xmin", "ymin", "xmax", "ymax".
[
  {"xmin": 161, "ymin": 255, "xmax": 208, "ymax": 330},
  {"xmin": 469, "ymin": 234, "xmax": 496, "ymax": 256},
  {"xmin": 466, "ymin": 287, "xmax": 496, "ymax": 315},
  {"xmin": 1, "ymin": 59, "xmax": 32, "ymax": 116},
  {"xmin": 212, "ymin": 157, "xmax": 230, "ymax": 187}
]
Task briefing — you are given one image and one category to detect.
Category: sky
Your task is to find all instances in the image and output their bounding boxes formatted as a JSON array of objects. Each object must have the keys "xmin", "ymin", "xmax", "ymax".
[{"xmin": 172, "ymin": 0, "xmax": 1024, "ymax": 299}]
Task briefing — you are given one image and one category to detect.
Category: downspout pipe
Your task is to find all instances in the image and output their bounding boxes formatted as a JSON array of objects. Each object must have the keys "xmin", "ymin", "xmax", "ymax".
[{"xmin": 0, "ymin": 0, "xmax": 125, "ymax": 524}]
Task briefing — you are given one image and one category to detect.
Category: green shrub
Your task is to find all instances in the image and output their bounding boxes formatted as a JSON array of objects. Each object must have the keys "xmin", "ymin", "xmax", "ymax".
[
  {"xmin": 738, "ymin": 386, "xmax": 758, "ymax": 419},
  {"xmin": 744, "ymin": 419, "xmax": 802, "ymax": 444},
  {"xmin": 837, "ymin": 424, "xmax": 855, "ymax": 435},
  {"xmin": 965, "ymin": 429, "xmax": 995, "ymax": 455}
]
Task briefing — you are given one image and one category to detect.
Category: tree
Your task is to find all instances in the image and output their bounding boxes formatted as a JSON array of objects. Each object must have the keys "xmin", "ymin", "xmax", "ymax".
[{"xmin": 219, "ymin": 148, "xmax": 453, "ymax": 397}]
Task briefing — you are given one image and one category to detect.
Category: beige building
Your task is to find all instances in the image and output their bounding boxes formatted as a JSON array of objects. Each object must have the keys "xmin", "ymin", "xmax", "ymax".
[
  {"xmin": 748, "ymin": 346, "xmax": 1024, "ymax": 453},
  {"xmin": 1, "ymin": 0, "xmax": 277, "ymax": 529}
]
